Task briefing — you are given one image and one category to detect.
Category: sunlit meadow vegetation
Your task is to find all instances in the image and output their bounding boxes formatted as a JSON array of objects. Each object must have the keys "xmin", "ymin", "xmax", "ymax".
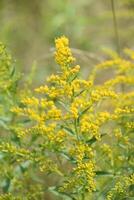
[
  {"xmin": 0, "ymin": 0, "xmax": 134, "ymax": 78},
  {"xmin": 0, "ymin": 35, "xmax": 134, "ymax": 200},
  {"xmin": 0, "ymin": 0, "xmax": 134, "ymax": 200}
]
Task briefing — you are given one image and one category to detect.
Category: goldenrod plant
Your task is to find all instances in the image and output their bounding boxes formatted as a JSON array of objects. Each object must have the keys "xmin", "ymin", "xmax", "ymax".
[{"xmin": 0, "ymin": 36, "xmax": 134, "ymax": 200}]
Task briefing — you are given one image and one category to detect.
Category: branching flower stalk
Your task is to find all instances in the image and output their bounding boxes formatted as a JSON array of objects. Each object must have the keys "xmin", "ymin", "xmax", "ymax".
[{"xmin": 0, "ymin": 37, "xmax": 134, "ymax": 199}]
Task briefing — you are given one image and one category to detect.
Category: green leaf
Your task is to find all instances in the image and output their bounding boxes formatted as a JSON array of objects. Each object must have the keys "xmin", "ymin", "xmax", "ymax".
[
  {"xmin": 19, "ymin": 161, "xmax": 31, "ymax": 173},
  {"xmin": 62, "ymin": 126, "xmax": 75, "ymax": 135},
  {"xmin": 74, "ymin": 89, "xmax": 85, "ymax": 98},
  {"xmin": 2, "ymin": 177, "xmax": 11, "ymax": 193},
  {"xmin": 0, "ymin": 116, "xmax": 10, "ymax": 129},
  {"xmin": 48, "ymin": 186, "xmax": 75, "ymax": 200},
  {"xmin": 86, "ymin": 133, "xmax": 106, "ymax": 145},
  {"xmin": 79, "ymin": 105, "xmax": 91, "ymax": 117},
  {"xmin": 86, "ymin": 137, "xmax": 97, "ymax": 145},
  {"xmin": 0, "ymin": 120, "xmax": 8, "ymax": 129},
  {"xmin": 10, "ymin": 65, "xmax": 15, "ymax": 77},
  {"xmin": 60, "ymin": 152, "xmax": 76, "ymax": 163},
  {"xmin": 95, "ymin": 171, "xmax": 114, "ymax": 176}
]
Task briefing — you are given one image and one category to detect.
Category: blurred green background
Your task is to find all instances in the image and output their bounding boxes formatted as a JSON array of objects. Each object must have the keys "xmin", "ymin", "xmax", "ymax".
[{"xmin": 0, "ymin": 0, "xmax": 134, "ymax": 83}]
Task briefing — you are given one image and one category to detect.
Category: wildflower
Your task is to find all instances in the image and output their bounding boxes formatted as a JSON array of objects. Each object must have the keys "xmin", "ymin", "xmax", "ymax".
[
  {"xmin": 21, "ymin": 96, "xmax": 39, "ymax": 106},
  {"xmin": 34, "ymin": 85, "xmax": 49, "ymax": 93},
  {"xmin": 6, "ymin": 36, "xmax": 134, "ymax": 199},
  {"xmin": 55, "ymin": 36, "xmax": 75, "ymax": 69}
]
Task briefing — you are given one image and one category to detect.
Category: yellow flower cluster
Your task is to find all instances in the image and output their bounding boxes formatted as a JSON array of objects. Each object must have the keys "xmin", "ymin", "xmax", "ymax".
[
  {"xmin": 107, "ymin": 174, "xmax": 134, "ymax": 200},
  {"xmin": 90, "ymin": 87, "xmax": 117, "ymax": 102},
  {"xmin": 55, "ymin": 36, "xmax": 75, "ymax": 68},
  {"xmin": 0, "ymin": 142, "xmax": 30, "ymax": 161},
  {"xmin": 4, "ymin": 36, "xmax": 134, "ymax": 199},
  {"xmin": 80, "ymin": 111, "xmax": 110, "ymax": 140},
  {"xmin": 21, "ymin": 96, "xmax": 39, "ymax": 106},
  {"xmin": 0, "ymin": 42, "xmax": 13, "ymax": 91},
  {"xmin": 74, "ymin": 161, "xmax": 96, "ymax": 193},
  {"xmin": 93, "ymin": 58, "xmax": 134, "ymax": 74},
  {"xmin": 69, "ymin": 142, "xmax": 94, "ymax": 162},
  {"xmin": 104, "ymin": 75, "xmax": 134, "ymax": 87},
  {"xmin": 115, "ymin": 106, "xmax": 134, "ymax": 115}
]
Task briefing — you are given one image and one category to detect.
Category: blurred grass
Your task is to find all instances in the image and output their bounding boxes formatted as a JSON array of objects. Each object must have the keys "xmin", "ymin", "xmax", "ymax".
[{"xmin": 0, "ymin": 0, "xmax": 134, "ymax": 84}]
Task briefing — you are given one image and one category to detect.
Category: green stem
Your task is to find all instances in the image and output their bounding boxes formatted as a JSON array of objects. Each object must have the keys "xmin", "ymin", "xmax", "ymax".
[
  {"xmin": 74, "ymin": 118, "xmax": 79, "ymax": 140},
  {"xmin": 111, "ymin": 0, "xmax": 120, "ymax": 55},
  {"xmin": 81, "ymin": 192, "xmax": 85, "ymax": 200}
]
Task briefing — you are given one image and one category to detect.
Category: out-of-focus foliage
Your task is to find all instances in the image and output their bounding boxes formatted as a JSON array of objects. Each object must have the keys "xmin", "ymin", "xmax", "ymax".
[
  {"xmin": 0, "ymin": 42, "xmax": 19, "ymax": 132},
  {"xmin": 0, "ymin": 36, "xmax": 134, "ymax": 200}
]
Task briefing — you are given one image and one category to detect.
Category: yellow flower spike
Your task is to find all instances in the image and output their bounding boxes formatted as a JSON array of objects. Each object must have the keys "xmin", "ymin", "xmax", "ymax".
[
  {"xmin": 40, "ymin": 99, "xmax": 54, "ymax": 108},
  {"xmin": 0, "ymin": 142, "xmax": 30, "ymax": 160},
  {"xmin": 115, "ymin": 107, "xmax": 134, "ymax": 115},
  {"xmin": 97, "ymin": 111, "xmax": 110, "ymax": 123},
  {"xmin": 74, "ymin": 160, "xmax": 96, "ymax": 192},
  {"xmin": 91, "ymin": 87, "xmax": 117, "ymax": 102},
  {"xmin": 104, "ymin": 75, "xmax": 134, "ymax": 87},
  {"xmin": 19, "ymin": 108, "xmax": 45, "ymax": 122},
  {"xmin": 47, "ymin": 74, "xmax": 61, "ymax": 83},
  {"xmin": 34, "ymin": 85, "xmax": 49, "ymax": 93},
  {"xmin": 4, "ymin": 36, "xmax": 134, "ymax": 199},
  {"xmin": 0, "ymin": 42, "xmax": 14, "ymax": 91},
  {"xmin": 47, "ymin": 107, "xmax": 62, "ymax": 120},
  {"xmin": 21, "ymin": 97, "xmax": 39, "ymax": 106},
  {"xmin": 106, "ymin": 175, "xmax": 134, "ymax": 200},
  {"xmin": 11, "ymin": 106, "xmax": 23, "ymax": 114},
  {"xmin": 70, "ymin": 65, "xmax": 80, "ymax": 74},
  {"xmin": 55, "ymin": 36, "xmax": 75, "ymax": 69},
  {"xmin": 12, "ymin": 126, "xmax": 26, "ymax": 138}
]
